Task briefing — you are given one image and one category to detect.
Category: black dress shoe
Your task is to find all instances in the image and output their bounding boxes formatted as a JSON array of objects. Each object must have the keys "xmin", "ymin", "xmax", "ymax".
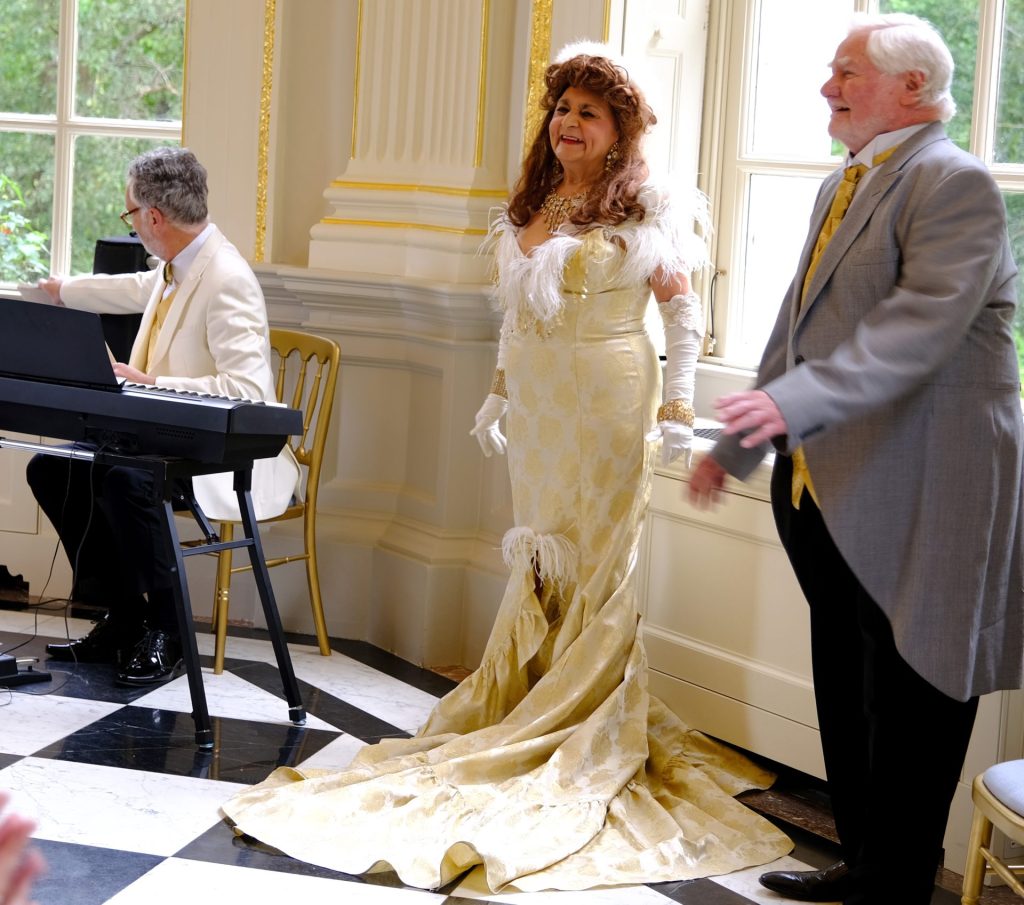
[
  {"xmin": 47, "ymin": 616, "xmax": 121, "ymax": 663},
  {"xmin": 759, "ymin": 861, "xmax": 852, "ymax": 902},
  {"xmin": 116, "ymin": 629, "xmax": 183, "ymax": 687}
]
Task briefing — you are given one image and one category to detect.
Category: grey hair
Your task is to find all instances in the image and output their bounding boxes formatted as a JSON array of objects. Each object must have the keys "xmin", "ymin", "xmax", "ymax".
[
  {"xmin": 850, "ymin": 13, "xmax": 956, "ymax": 122},
  {"xmin": 127, "ymin": 147, "xmax": 208, "ymax": 225}
]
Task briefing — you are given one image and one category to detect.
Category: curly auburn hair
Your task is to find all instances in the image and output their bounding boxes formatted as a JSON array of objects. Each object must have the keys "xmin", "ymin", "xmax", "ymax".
[{"xmin": 506, "ymin": 53, "xmax": 656, "ymax": 229}]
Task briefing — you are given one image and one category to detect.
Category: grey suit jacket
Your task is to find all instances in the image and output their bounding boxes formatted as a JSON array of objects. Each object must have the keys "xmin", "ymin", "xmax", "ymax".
[{"xmin": 713, "ymin": 122, "xmax": 1024, "ymax": 701}]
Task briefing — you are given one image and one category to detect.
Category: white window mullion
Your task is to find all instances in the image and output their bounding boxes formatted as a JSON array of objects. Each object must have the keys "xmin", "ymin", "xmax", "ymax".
[
  {"xmin": 50, "ymin": 0, "xmax": 79, "ymax": 275},
  {"xmin": 67, "ymin": 119, "xmax": 182, "ymax": 141},
  {"xmin": 971, "ymin": 0, "xmax": 1004, "ymax": 163},
  {"xmin": 50, "ymin": 130, "xmax": 75, "ymax": 276}
]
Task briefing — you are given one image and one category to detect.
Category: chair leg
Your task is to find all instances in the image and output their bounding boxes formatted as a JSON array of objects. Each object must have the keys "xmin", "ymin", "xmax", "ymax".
[
  {"xmin": 213, "ymin": 522, "xmax": 234, "ymax": 674},
  {"xmin": 304, "ymin": 517, "xmax": 331, "ymax": 656},
  {"xmin": 961, "ymin": 805, "xmax": 992, "ymax": 905}
]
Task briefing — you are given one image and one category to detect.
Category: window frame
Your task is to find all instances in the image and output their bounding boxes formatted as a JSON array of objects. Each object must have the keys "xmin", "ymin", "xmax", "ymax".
[
  {"xmin": 698, "ymin": 0, "xmax": 1024, "ymax": 377},
  {"xmin": 0, "ymin": 0, "xmax": 182, "ymax": 280}
]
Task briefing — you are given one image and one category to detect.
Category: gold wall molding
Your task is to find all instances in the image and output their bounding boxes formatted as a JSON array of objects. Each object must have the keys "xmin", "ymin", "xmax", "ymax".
[
  {"xmin": 474, "ymin": 0, "xmax": 491, "ymax": 167},
  {"xmin": 254, "ymin": 0, "xmax": 276, "ymax": 263},
  {"xmin": 329, "ymin": 180, "xmax": 506, "ymax": 198},
  {"xmin": 522, "ymin": 0, "xmax": 554, "ymax": 158},
  {"xmin": 321, "ymin": 217, "xmax": 487, "ymax": 237},
  {"xmin": 350, "ymin": 0, "xmax": 365, "ymax": 161}
]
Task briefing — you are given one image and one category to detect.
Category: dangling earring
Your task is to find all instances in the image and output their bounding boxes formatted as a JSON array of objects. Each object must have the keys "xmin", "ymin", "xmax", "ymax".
[
  {"xmin": 551, "ymin": 159, "xmax": 563, "ymax": 180},
  {"xmin": 604, "ymin": 141, "xmax": 620, "ymax": 172}
]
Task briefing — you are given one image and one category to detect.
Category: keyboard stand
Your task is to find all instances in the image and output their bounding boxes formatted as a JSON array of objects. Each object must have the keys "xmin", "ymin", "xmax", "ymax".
[
  {"xmin": 162, "ymin": 459, "xmax": 306, "ymax": 749},
  {"xmin": 0, "ymin": 439, "xmax": 306, "ymax": 749}
]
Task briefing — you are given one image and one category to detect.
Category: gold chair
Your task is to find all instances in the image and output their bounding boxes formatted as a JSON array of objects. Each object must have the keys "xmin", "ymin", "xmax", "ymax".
[
  {"xmin": 208, "ymin": 328, "xmax": 340, "ymax": 673},
  {"xmin": 962, "ymin": 759, "xmax": 1024, "ymax": 903}
]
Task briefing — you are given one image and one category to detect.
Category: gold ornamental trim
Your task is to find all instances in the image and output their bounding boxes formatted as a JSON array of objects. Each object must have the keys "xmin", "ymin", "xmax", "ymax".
[
  {"xmin": 329, "ymin": 180, "xmax": 507, "ymax": 198},
  {"xmin": 474, "ymin": 0, "xmax": 491, "ymax": 167},
  {"xmin": 351, "ymin": 0, "xmax": 365, "ymax": 160},
  {"xmin": 522, "ymin": 0, "xmax": 554, "ymax": 159},
  {"xmin": 321, "ymin": 217, "xmax": 487, "ymax": 237},
  {"xmin": 254, "ymin": 0, "xmax": 276, "ymax": 263}
]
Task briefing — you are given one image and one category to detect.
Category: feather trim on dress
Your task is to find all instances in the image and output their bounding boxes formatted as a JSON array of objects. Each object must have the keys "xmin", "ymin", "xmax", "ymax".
[
  {"xmin": 484, "ymin": 182, "xmax": 709, "ymax": 330},
  {"xmin": 485, "ymin": 222, "xmax": 581, "ymax": 327},
  {"xmin": 614, "ymin": 182, "xmax": 710, "ymax": 291},
  {"xmin": 502, "ymin": 526, "xmax": 578, "ymax": 588}
]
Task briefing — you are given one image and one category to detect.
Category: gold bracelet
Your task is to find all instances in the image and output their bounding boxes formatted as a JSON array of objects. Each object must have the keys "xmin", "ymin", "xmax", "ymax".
[
  {"xmin": 490, "ymin": 368, "xmax": 508, "ymax": 399},
  {"xmin": 657, "ymin": 399, "xmax": 695, "ymax": 426}
]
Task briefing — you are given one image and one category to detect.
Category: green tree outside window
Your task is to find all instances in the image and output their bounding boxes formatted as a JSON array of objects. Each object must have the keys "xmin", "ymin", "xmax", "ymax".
[{"xmin": 0, "ymin": 0, "xmax": 183, "ymax": 283}]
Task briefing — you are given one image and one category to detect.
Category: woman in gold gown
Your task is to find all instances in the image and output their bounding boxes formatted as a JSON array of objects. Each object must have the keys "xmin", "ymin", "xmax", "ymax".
[{"xmin": 222, "ymin": 42, "xmax": 792, "ymax": 892}]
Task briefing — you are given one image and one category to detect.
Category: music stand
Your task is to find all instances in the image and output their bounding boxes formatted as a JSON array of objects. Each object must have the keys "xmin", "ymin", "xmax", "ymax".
[{"xmin": 0, "ymin": 297, "xmax": 119, "ymax": 391}]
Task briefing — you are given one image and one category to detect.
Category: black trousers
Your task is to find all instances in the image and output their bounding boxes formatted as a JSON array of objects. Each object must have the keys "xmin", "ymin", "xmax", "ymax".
[
  {"xmin": 771, "ymin": 457, "xmax": 978, "ymax": 905},
  {"xmin": 26, "ymin": 452, "xmax": 184, "ymax": 634}
]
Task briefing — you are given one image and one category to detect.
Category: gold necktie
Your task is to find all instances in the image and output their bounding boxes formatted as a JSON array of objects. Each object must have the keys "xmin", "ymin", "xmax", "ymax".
[
  {"xmin": 145, "ymin": 262, "xmax": 176, "ymax": 372},
  {"xmin": 791, "ymin": 146, "xmax": 897, "ymax": 508}
]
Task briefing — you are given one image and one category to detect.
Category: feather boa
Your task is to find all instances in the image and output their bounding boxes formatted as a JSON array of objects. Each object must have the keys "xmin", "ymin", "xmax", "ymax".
[{"xmin": 484, "ymin": 181, "xmax": 709, "ymax": 330}]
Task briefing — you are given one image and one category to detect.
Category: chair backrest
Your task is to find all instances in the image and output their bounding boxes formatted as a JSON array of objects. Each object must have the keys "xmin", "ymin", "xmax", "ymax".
[{"xmin": 269, "ymin": 328, "xmax": 340, "ymax": 510}]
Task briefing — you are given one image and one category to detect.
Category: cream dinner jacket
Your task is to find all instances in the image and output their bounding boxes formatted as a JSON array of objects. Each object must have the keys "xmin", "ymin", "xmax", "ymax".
[{"xmin": 60, "ymin": 226, "xmax": 300, "ymax": 522}]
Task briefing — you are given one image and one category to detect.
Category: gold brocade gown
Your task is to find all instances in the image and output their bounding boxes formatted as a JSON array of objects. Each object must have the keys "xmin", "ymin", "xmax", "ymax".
[{"xmin": 221, "ymin": 194, "xmax": 793, "ymax": 892}]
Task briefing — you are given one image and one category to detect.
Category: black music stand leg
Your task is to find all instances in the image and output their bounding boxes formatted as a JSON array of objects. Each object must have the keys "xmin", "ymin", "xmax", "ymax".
[
  {"xmin": 160, "ymin": 498, "xmax": 214, "ymax": 749},
  {"xmin": 234, "ymin": 469, "xmax": 306, "ymax": 726}
]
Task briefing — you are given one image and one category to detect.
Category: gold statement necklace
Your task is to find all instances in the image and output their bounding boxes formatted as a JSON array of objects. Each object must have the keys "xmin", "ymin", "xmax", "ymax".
[{"xmin": 540, "ymin": 189, "xmax": 587, "ymax": 233}]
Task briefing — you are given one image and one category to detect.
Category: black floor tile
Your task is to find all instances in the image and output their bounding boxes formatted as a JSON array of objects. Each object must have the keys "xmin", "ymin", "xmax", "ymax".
[
  {"xmin": 0, "ymin": 619, "xmax": 976, "ymax": 905},
  {"xmin": 179, "ymin": 819, "xmax": 416, "ymax": 890},
  {"xmin": 330, "ymin": 638, "xmax": 459, "ymax": 697},
  {"xmin": 216, "ymin": 627, "xmax": 459, "ymax": 697},
  {"xmin": 649, "ymin": 878, "xmax": 755, "ymax": 903},
  {"xmin": 34, "ymin": 705, "xmax": 338, "ymax": 783},
  {"xmin": 30, "ymin": 838, "xmax": 162, "ymax": 905},
  {"xmin": 225, "ymin": 658, "xmax": 412, "ymax": 745}
]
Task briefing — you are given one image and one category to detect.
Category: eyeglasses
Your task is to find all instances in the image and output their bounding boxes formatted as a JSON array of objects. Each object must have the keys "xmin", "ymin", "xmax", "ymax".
[{"xmin": 119, "ymin": 206, "xmax": 141, "ymax": 227}]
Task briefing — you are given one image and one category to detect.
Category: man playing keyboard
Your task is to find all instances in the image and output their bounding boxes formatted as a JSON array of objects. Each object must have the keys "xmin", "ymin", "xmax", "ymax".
[{"xmin": 30, "ymin": 146, "xmax": 299, "ymax": 686}]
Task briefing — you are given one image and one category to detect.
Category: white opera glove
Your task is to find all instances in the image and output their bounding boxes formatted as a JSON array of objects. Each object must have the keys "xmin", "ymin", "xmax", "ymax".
[
  {"xmin": 645, "ymin": 291, "xmax": 703, "ymax": 467},
  {"xmin": 471, "ymin": 314, "xmax": 512, "ymax": 457},
  {"xmin": 471, "ymin": 392, "xmax": 508, "ymax": 457},
  {"xmin": 652, "ymin": 417, "xmax": 694, "ymax": 467}
]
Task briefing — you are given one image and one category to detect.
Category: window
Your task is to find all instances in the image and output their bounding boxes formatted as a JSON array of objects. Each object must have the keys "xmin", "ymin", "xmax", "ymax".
[
  {"xmin": 0, "ymin": 0, "xmax": 185, "ymax": 284},
  {"xmin": 705, "ymin": 0, "xmax": 1024, "ymax": 374}
]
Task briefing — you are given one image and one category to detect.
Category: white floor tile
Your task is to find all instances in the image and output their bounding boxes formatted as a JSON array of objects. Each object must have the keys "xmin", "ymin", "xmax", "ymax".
[
  {"xmin": 1, "ymin": 757, "xmax": 238, "ymax": 856},
  {"xmin": 710, "ymin": 855, "xmax": 831, "ymax": 903},
  {"xmin": 451, "ymin": 866, "xmax": 672, "ymax": 902},
  {"xmin": 0, "ymin": 608, "xmax": 92, "ymax": 638},
  {"xmin": 105, "ymin": 858, "xmax": 448, "ymax": 903},
  {"xmin": 129, "ymin": 667, "xmax": 337, "ymax": 731},
  {"xmin": 195, "ymin": 633, "xmax": 440, "ymax": 734},
  {"xmin": 193, "ymin": 631, "xmax": 312, "ymax": 664},
  {"xmin": 289, "ymin": 647, "xmax": 440, "ymax": 733},
  {"xmin": 295, "ymin": 732, "xmax": 367, "ymax": 771},
  {"xmin": 0, "ymin": 692, "xmax": 122, "ymax": 756}
]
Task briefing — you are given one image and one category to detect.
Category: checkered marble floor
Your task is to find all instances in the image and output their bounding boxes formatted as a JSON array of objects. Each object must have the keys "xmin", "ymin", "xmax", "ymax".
[{"xmin": 0, "ymin": 606, "xmax": 962, "ymax": 905}]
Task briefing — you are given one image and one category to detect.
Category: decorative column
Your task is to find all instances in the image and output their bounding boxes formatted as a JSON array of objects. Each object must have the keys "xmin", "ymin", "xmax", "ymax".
[{"xmin": 309, "ymin": 0, "xmax": 516, "ymax": 283}]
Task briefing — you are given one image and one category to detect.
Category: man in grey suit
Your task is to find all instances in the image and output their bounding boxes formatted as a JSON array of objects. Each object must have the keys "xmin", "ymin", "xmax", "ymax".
[{"xmin": 690, "ymin": 13, "xmax": 1023, "ymax": 904}]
